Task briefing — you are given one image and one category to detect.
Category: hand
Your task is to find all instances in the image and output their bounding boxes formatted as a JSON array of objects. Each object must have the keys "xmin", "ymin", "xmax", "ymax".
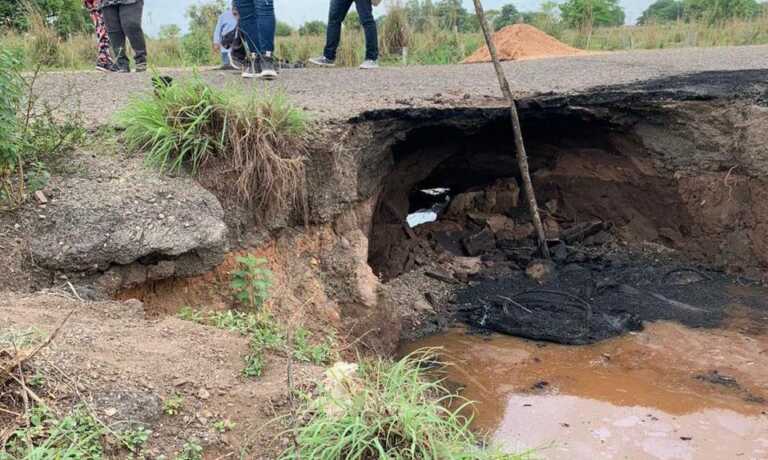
[{"xmin": 213, "ymin": 44, "xmax": 221, "ymax": 52}]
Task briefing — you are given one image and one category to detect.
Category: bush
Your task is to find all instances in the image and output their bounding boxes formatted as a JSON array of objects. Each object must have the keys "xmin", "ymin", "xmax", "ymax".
[
  {"xmin": 283, "ymin": 351, "xmax": 528, "ymax": 460},
  {"xmin": 117, "ymin": 76, "xmax": 308, "ymax": 217}
]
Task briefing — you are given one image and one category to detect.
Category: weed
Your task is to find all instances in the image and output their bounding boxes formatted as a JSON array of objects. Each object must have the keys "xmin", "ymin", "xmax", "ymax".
[
  {"xmin": 122, "ymin": 426, "xmax": 152, "ymax": 451},
  {"xmin": 282, "ymin": 351, "xmax": 525, "ymax": 460},
  {"xmin": 176, "ymin": 440, "xmax": 203, "ymax": 460},
  {"xmin": 230, "ymin": 255, "xmax": 272, "ymax": 309},
  {"xmin": 242, "ymin": 350, "xmax": 266, "ymax": 377},
  {"xmin": 163, "ymin": 394, "xmax": 185, "ymax": 416},
  {"xmin": 2, "ymin": 405, "xmax": 104, "ymax": 460},
  {"xmin": 178, "ymin": 306, "xmax": 205, "ymax": 323},
  {"xmin": 28, "ymin": 372, "xmax": 45, "ymax": 387},
  {"xmin": 292, "ymin": 327, "xmax": 335, "ymax": 366},
  {"xmin": 213, "ymin": 419, "xmax": 236, "ymax": 433}
]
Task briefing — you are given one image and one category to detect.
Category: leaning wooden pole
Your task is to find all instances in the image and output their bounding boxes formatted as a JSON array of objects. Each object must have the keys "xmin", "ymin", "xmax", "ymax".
[{"xmin": 471, "ymin": 0, "xmax": 551, "ymax": 259}]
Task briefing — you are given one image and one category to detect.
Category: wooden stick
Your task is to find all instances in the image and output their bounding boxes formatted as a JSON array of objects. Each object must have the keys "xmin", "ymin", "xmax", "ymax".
[{"xmin": 470, "ymin": 0, "xmax": 551, "ymax": 259}]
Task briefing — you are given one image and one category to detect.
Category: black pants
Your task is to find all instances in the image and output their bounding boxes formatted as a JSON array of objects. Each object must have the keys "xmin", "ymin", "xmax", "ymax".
[
  {"xmin": 323, "ymin": 0, "xmax": 378, "ymax": 61},
  {"xmin": 102, "ymin": 0, "xmax": 147, "ymax": 68}
]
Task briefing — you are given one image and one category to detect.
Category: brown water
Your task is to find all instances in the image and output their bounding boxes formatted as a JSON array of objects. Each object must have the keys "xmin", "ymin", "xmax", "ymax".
[{"xmin": 402, "ymin": 305, "xmax": 768, "ymax": 459}]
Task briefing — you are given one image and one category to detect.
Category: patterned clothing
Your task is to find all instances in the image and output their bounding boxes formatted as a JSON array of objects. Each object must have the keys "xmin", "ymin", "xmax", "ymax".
[
  {"xmin": 99, "ymin": 0, "xmax": 138, "ymax": 6},
  {"xmin": 83, "ymin": 0, "xmax": 113, "ymax": 65}
]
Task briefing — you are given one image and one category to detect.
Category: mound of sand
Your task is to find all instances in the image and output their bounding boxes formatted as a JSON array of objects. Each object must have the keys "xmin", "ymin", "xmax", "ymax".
[{"xmin": 463, "ymin": 24, "xmax": 586, "ymax": 63}]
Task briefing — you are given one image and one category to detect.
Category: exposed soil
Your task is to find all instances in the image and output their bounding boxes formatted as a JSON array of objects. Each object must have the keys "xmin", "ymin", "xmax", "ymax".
[
  {"xmin": 463, "ymin": 24, "xmax": 588, "ymax": 64},
  {"xmin": 0, "ymin": 292, "xmax": 323, "ymax": 459}
]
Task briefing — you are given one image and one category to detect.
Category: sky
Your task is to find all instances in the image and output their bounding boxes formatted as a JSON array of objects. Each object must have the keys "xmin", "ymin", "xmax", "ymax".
[{"xmin": 142, "ymin": 0, "xmax": 650, "ymax": 37}]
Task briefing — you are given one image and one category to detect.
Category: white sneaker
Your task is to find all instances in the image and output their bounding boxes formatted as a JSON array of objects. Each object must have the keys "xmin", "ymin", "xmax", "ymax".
[
  {"xmin": 308, "ymin": 56, "xmax": 336, "ymax": 67},
  {"xmin": 359, "ymin": 60, "xmax": 379, "ymax": 69}
]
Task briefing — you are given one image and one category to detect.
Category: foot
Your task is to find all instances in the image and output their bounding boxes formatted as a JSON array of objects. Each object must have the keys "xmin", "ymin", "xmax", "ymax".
[
  {"xmin": 359, "ymin": 60, "xmax": 379, "ymax": 69},
  {"xmin": 257, "ymin": 52, "xmax": 277, "ymax": 80},
  {"xmin": 241, "ymin": 53, "xmax": 261, "ymax": 78},
  {"xmin": 135, "ymin": 61, "xmax": 147, "ymax": 72},
  {"xmin": 308, "ymin": 56, "xmax": 336, "ymax": 67},
  {"xmin": 96, "ymin": 61, "xmax": 118, "ymax": 72}
]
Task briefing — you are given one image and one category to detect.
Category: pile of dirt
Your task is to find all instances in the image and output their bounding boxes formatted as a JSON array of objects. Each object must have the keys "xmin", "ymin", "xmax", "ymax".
[{"xmin": 463, "ymin": 24, "xmax": 587, "ymax": 63}]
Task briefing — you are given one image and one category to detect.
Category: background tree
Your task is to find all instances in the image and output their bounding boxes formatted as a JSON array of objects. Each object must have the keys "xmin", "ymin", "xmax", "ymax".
[
  {"xmin": 158, "ymin": 24, "xmax": 182, "ymax": 40},
  {"xmin": 494, "ymin": 4, "xmax": 521, "ymax": 29},
  {"xmin": 276, "ymin": 20, "xmax": 294, "ymax": 36},
  {"xmin": 186, "ymin": 0, "xmax": 226, "ymax": 32},
  {"xmin": 299, "ymin": 20, "xmax": 327, "ymax": 36},
  {"xmin": 638, "ymin": 0, "xmax": 684, "ymax": 23},
  {"xmin": 559, "ymin": 0, "xmax": 625, "ymax": 29},
  {"xmin": 0, "ymin": 0, "xmax": 90, "ymax": 36},
  {"xmin": 435, "ymin": 0, "xmax": 470, "ymax": 31},
  {"xmin": 683, "ymin": 0, "xmax": 761, "ymax": 22}
]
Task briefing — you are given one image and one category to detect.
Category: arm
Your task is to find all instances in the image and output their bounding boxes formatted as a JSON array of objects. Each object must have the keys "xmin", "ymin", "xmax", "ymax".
[{"xmin": 213, "ymin": 15, "xmax": 224, "ymax": 45}]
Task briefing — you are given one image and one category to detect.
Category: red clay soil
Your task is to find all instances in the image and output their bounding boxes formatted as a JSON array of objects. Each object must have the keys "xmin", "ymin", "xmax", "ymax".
[{"xmin": 463, "ymin": 24, "xmax": 587, "ymax": 63}]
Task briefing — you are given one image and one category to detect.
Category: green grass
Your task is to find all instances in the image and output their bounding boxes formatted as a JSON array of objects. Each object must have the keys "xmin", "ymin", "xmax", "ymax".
[
  {"xmin": 116, "ymin": 75, "xmax": 308, "ymax": 217},
  {"xmin": 282, "ymin": 351, "xmax": 530, "ymax": 460},
  {"xmin": 0, "ymin": 406, "xmax": 104, "ymax": 460}
]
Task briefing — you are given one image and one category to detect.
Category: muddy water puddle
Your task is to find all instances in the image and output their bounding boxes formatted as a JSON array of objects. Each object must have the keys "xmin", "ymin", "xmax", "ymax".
[{"xmin": 402, "ymin": 305, "xmax": 768, "ymax": 459}]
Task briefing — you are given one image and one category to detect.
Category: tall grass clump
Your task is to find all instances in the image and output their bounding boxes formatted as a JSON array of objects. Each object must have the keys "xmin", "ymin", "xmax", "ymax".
[
  {"xmin": 116, "ymin": 76, "xmax": 308, "ymax": 218},
  {"xmin": 0, "ymin": 48, "xmax": 24, "ymax": 202},
  {"xmin": 382, "ymin": 1, "xmax": 413, "ymax": 57},
  {"xmin": 282, "ymin": 351, "xmax": 529, "ymax": 460}
]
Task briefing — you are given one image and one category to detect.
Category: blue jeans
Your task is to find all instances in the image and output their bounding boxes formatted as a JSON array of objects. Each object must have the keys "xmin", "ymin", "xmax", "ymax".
[
  {"xmin": 221, "ymin": 50, "xmax": 230, "ymax": 65},
  {"xmin": 234, "ymin": 0, "xmax": 275, "ymax": 54},
  {"xmin": 324, "ymin": 0, "xmax": 378, "ymax": 61}
]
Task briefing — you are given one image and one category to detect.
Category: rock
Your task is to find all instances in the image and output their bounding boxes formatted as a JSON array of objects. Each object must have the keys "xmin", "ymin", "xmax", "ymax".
[
  {"xmin": 34, "ymin": 191, "xmax": 48, "ymax": 204},
  {"xmin": 413, "ymin": 300, "xmax": 434, "ymax": 314},
  {"xmin": 462, "ymin": 229, "xmax": 495, "ymax": 256},
  {"xmin": 92, "ymin": 388, "xmax": 162, "ymax": 433},
  {"xmin": 544, "ymin": 217, "xmax": 561, "ymax": 239},
  {"xmin": 526, "ymin": 259, "xmax": 556, "ymax": 284},
  {"xmin": 552, "ymin": 243, "xmax": 569, "ymax": 262},
  {"xmin": 451, "ymin": 256, "xmax": 482, "ymax": 276},
  {"xmin": 486, "ymin": 215, "xmax": 516, "ymax": 234},
  {"xmin": 28, "ymin": 173, "xmax": 228, "ymax": 278},
  {"xmin": 584, "ymin": 231, "xmax": 614, "ymax": 246},
  {"xmin": 323, "ymin": 362, "xmax": 361, "ymax": 418},
  {"xmin": 561, "ymin": 221, "xmax": 606, "ymax": 244},
  {"xmin": 446, "ymin": 191, "xmax": 484, "ymax": 217},
  {"xmin": 485, "ymin": 178, "xmax": 520, "ymax": 213},
  {"xmin": 197, "ymin": 388, "xmax": 211, "ymax": 400},
  {"xmin": 545, "ymin": 199, "xmax": 559, "ymax": 215}
]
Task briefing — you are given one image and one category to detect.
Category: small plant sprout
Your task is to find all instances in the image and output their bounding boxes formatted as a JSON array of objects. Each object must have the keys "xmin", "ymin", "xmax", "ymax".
[
  {"xmin": 230, "ymin": 255, "xmax": 273, "ymax": 309},
  {"xmin": 213, "ymin": 419, "xmax": 236, "ymax": 433},
  {"xmin": 176, "ymin": 440, "xmax": 203, "ymax": 460},
  {"xmin": 163, "ymin": 393, "xmax": 185, "ymax": 416},
  {"xmin": 122, "ymin": 426, "xmax": 152, "ymax": 452},
  {"xmin": 177, "ymin": 306, "xmax": 204, "ymax": 323}
]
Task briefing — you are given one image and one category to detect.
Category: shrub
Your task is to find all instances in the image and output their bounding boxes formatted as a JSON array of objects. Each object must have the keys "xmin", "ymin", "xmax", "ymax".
[
  {"xmin": 382, "ymin": 1, "xmax": 413, "ymax": 56},
  {"xmin": 283, "ymin": 351, "xmax": 527, "ymax": 460},
  {"xmin": 230, "ymin": 255, "xmax": 273, "ymax": 309},
  {"xmin": 116, "ymin": 76, "xmax": 308, "ymax": 218}
]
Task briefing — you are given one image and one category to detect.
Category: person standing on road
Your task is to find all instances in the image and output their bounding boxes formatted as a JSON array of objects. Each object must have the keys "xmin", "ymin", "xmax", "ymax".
[
  {"xmin": 309, "ymin": 0, "xmax": 379, "ymax": 69},
  {"xmin": 233, "ymin": 0, "xmax": 277, "ymax": 80},
  {"xmin": 83, "ymin": 0, "xmax": 116, "ymax": 72},
  {"xmin": 213, "ymin": 4, "xmax": 238, "ymax": 69},
  {"xmin": 100, "ymin": 0, "xmax": 147, "ymax": 73}
]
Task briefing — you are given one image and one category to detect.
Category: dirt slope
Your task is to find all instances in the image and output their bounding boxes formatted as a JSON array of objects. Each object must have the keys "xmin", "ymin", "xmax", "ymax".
[
  {"xmin": 0, "ymin": 292, "xmax": 322, "ymax": 459},
  {"xmin": 463, "ymin": 24, "xmax": 587, "ymax": 63}
]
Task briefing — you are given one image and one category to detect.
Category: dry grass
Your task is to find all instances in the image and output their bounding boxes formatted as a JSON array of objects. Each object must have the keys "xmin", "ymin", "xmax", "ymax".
[{"xmin": 116, "ymin": 77, "xmax": 309, "ymax": 220}]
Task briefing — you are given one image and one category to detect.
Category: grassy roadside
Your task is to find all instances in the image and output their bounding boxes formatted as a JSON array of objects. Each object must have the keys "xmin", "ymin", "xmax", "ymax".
[{"xmin": 3, "ymin": 15, "xmax": 768, "ymax": 71}]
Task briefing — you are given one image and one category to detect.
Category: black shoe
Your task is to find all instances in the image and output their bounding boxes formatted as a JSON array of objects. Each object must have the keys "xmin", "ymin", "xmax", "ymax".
[
  {"xmin": 96, "ymin": 61, "xmax": 118, "ymax": 72},
  {"xmin": 242, "ymin": 53, "xmax": 262, "ymax": 78},
  {"xmin": 258, "ymin": 52, "xmax": 277, "ymax": 80}
]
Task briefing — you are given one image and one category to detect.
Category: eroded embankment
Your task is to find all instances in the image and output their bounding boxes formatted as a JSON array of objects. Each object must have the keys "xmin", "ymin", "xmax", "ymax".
[{"xmin": 5, "ymin": 69, "xmax": 768, "ymax": 353}]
